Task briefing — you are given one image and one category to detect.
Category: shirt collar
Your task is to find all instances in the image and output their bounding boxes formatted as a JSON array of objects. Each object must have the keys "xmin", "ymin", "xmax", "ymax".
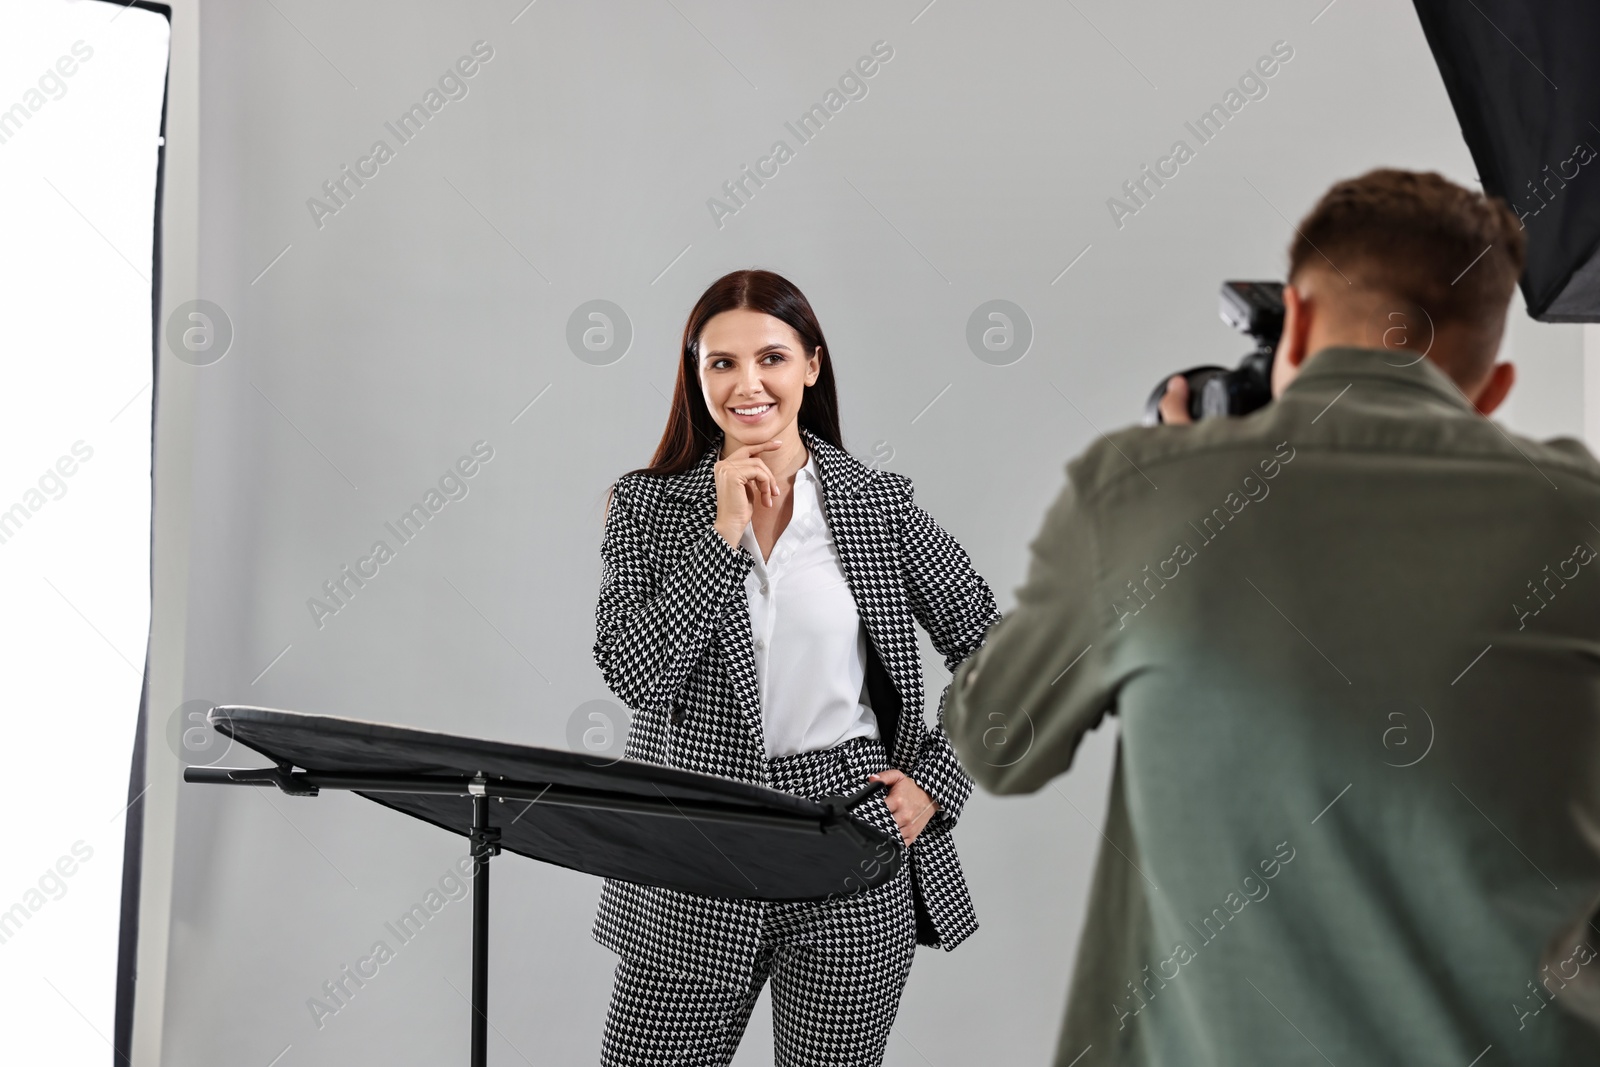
[
  {"xmin": 799, "ymin": 448, "xmax": 818, "ymax": 484},
  {"xmin": 670, "ymin": 425, "xmax": 864, "ymax": 503},
  {"xmin": 1284, "ymin": 345, "xmax": 1478, "ymax": 414}
]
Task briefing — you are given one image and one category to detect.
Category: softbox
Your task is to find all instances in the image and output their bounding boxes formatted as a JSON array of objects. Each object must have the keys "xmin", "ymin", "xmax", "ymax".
[{"xmin": 1413, "ymin": 0, "xmax": 1600, "ymax": 321}]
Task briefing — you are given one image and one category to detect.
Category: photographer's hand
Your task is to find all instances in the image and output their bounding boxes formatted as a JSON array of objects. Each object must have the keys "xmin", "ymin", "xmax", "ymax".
[{"xmin": 1157, "ymin": 375, "xmax": 1194, "ymax": 425}]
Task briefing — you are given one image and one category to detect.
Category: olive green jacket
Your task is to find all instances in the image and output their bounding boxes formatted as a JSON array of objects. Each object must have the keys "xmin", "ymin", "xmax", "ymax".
[{"xmin": 945, "ymin": 346, "xmax": 1600, "ymax": 1065}]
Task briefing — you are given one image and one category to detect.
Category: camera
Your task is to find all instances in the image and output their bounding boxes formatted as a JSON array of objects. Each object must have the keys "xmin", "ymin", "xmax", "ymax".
[{"xmin": 1143, "ymin": 281, "xmax": 1284, "ymax": 424}]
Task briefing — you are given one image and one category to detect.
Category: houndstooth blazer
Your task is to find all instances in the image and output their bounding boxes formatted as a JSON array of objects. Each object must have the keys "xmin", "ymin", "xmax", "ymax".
[{"xmin": 591, "ymin": 425, "xmax": 1003, "ymax": 985}]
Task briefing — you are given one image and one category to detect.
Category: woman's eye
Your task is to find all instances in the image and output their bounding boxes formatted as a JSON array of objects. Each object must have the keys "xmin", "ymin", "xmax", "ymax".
[{"xmin": 706, "ymin": 354, "xmax": 782, "ymax": 369}]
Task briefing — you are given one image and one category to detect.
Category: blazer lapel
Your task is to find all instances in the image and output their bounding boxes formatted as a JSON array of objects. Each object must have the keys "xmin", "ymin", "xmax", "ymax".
[
  {"xmin": 802, "ymin": 428, "xmax": 919, "ymax": 767},
  {"xmin": 663, "ymin": 439, "xmax": 766, "ymax": 749}
]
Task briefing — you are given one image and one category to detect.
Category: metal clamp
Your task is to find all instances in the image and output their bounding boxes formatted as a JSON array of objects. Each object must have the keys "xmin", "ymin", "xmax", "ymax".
[
  {"xmin": 469, "ymin": 822, "xmax": 502, "ymax": 860},
  {"xmin": 272, "ymin": 760, "xmax": 318, "ymax": 796}
]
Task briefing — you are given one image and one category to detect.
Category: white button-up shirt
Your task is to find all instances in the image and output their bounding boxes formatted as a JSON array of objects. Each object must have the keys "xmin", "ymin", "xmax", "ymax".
[{"xmin": 739, "ymin": 450, "xmax": 881, "ymax": 759}]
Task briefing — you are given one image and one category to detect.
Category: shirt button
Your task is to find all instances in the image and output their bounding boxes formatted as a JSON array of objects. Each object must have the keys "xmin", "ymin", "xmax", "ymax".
[
  {"xmin": 754, "ymin": 638, "xmax": 766, "ymax": 651},
  {"xmin": 759, "ymin": 583, "xmax": 769, "ymax": 595}
]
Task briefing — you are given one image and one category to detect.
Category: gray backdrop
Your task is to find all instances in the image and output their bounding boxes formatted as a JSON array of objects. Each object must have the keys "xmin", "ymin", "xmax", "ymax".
[{"xmin": 158, "ymin": 1, "xmax": 1588, "ymax": 1063}]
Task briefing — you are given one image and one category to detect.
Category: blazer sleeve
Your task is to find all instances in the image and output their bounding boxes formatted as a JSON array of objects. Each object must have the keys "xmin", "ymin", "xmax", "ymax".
[
  {"xmin": 943, "ymin": 466, "xmax": 1120, "ymax": 795},
  {"xmin": 593, "ymin": 477, "xmax": 755, "ymax": 714},
  {"xmin": 890, "ymin": 474, "xmax": 1004, "ymax": 826}
]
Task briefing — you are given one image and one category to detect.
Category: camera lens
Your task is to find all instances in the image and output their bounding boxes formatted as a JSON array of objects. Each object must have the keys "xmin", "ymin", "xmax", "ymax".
[{"xmin": 1199, "ymin": 376, "xmax": 1234, "ymax": 419}]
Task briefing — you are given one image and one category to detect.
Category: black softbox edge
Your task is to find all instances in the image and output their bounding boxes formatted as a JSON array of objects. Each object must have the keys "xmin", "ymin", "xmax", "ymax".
[{"xmin": 1411, "ymin": 0, "xmax": 1600, "ymax": 321}]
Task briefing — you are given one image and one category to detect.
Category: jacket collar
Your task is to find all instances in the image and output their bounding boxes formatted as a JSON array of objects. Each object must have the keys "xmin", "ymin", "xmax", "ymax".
[
  {"xmin": 1284, "ymin": 345, "xmax": 1478, "ymax": 415},
  {"xmin": 664, "ymin": 425, "xmax": 877, "ymax": 503}
]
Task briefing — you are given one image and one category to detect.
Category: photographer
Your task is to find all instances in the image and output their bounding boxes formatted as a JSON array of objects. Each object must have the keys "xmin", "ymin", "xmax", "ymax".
[{"xmin": 944, "ymin": 169, "xmax": 1600, "ymax": 1063}]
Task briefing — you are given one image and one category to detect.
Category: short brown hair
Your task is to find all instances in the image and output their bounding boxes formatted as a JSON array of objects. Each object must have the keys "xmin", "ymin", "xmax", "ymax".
[{"xmin": 1289, "ymin": 169, "xmax": 1525, "ymax": 372}]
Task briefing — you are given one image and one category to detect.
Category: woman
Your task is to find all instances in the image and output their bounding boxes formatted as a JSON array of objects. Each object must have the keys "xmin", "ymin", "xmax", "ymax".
[{"xmin": 592, "ymin": 269, "xmax": 1000, "ymax": 1067}]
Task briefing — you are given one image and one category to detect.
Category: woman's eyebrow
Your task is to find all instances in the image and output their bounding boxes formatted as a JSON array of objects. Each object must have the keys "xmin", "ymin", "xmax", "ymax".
[{"xmin": 702, "ymin": 342, "xmax": 793, "ymax": 360}]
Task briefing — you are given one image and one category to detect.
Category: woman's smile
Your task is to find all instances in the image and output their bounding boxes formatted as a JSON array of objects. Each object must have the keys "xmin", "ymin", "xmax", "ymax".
[{"xmin": 730, "ymin": 401, "xmax": 776, "ymax": 422}]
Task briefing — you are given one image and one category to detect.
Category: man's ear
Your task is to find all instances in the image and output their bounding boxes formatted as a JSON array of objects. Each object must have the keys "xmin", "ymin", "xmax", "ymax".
[
  {"xmin": 1470, "ymin": 362, "xmax": 1515, "ymax": 416},
  {"xmin": 1271, "ymin": 282, "xmax": 1314, "ymax": 397},
  {"xmin": 1282, "ymin": 284, "xmax": 1313, "ymax": 370}
]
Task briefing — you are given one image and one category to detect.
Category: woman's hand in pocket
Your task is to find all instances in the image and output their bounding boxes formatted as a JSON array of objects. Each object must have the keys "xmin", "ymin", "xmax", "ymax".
[{"xmin": 868, "ymin": 769, "xmax": 940, "ymax": 846}]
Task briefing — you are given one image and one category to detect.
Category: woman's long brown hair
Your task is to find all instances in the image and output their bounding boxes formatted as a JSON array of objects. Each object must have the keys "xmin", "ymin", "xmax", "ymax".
[{"xmin": 623, "ymin": 269, "xmax": 844, "ymax": 487}]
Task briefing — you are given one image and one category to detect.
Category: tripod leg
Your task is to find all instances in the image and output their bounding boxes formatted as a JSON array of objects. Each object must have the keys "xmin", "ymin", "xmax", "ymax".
[{"xmin": 471, "ymin": 792, "xmax": 490, "ymax": 1067}]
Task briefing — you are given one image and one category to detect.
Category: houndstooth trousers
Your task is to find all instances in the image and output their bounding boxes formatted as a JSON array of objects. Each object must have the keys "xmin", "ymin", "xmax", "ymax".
[{"xmin": 599, "ymin": 735, "xmax": 918, "ymax": 1067}]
